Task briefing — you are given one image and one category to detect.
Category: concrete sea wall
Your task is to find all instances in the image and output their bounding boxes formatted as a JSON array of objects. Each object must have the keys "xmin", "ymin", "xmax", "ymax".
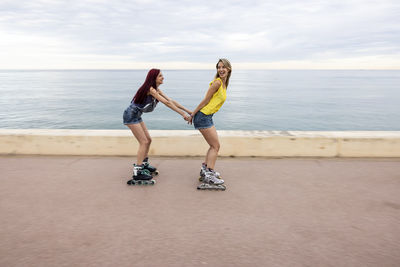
[{"xmin": 1, "ymin": 129, "xmax": 400, "ymax": 157}]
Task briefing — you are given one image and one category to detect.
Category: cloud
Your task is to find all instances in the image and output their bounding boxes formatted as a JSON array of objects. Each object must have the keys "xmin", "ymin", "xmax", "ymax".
[{"xmin": 0, "ymin": 0, "xmax": 399, "ymax": 69}]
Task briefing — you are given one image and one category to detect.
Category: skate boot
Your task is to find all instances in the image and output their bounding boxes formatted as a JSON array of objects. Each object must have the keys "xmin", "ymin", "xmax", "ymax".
[
  {"xmin": 127, "ymin": 164, "xmax": 155, "ymax": 185},
  {"xmin": 197, "ymin": 168, "xmax": 226, "ymax": 191},
  {"xmin": 143, "ymin": 157, "xmax": 159, "ymax": 176},
  {"xmin": 199, "ymin": 163, "xmax": 222, "ymax": 182}
]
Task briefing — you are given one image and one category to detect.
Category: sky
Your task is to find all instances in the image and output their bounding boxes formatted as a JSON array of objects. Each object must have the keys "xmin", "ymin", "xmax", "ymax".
[{"xmin": 0, "ymin": 0, "xmax": 399, "ymax": 69}]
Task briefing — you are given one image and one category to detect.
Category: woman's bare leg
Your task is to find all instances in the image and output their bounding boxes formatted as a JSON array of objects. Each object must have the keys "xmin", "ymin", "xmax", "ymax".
[
  {"xmin": 199, "ymin": 126, "xmax": 220, "ymax": 169},
  {"xmin": 126, "ymin": 123, "xmax": 150, "ymax": 165},
  {"xmin": 139, "ymin": 121, "xmax": 152, "ymax": 159}
]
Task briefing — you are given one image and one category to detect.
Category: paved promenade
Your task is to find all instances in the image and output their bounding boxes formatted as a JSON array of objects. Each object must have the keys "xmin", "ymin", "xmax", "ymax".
[{"xmin": 1, "ymin": 156, "xmax": 400, "ymax": 267}]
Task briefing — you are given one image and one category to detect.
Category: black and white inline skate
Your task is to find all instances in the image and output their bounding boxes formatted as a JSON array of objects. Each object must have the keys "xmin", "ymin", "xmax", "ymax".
[
  {"xmin": 199, "ymin": 163, "xmax": 222, "ymax": 182},
  {"xmin": 197, "ymin": 168, "xmax": 226, "ymax": 191},
  {"xmin": 143, "ymin": 157, "xmax": 159, "ymax": 176},
  {"xmin": 127, "ymin": 164, "xmax": 156, "ymax": 186}
]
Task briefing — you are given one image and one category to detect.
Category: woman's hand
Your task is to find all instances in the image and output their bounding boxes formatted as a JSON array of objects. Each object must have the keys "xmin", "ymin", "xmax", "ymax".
[
  {"xmin": 183, "ymin": 113, "xmax": 191, "ymax": 122},
  {"xmin": 182, "ymin": 113, "xmax": 192, "ymax": 124},
  {"xmin": 188, "ymin": 113, "xmax": 195, "ymax": 124}
]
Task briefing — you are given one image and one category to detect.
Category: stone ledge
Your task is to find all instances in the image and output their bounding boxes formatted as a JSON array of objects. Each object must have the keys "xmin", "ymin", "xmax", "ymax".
[{"xmin": 1, "ymin": 129, "xmax": 400, "ymax": 157}]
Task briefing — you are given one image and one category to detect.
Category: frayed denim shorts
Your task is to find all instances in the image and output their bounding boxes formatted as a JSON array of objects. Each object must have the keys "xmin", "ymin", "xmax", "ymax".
[
  {"xmin": 123, "ymin": 105, "xmax": 143, "ymax": 125},
  {"xmin": 193, "ymin": 111, "xmax": 214, "ymax": 130}
]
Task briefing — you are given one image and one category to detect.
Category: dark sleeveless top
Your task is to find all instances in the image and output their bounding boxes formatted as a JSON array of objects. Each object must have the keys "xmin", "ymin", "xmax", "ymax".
[{"xmin": 131, "ymin": 95, "xmax": 158, "ymax": 113}]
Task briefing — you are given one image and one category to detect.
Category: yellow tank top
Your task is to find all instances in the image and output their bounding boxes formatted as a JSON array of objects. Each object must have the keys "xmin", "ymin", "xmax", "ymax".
[{"xmin": 200, "ymin": 78, "xmax": 227, "ymax": 115}]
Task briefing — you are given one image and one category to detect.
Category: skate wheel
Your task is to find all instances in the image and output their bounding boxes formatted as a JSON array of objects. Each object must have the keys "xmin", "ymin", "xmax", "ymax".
[
  {"xmin": 153, "ymin": 171, "xmax": 159, "ymax": 176},
  {"xmin": 196, "ymin": 183, "xmax": 226, "ymax": 191}
]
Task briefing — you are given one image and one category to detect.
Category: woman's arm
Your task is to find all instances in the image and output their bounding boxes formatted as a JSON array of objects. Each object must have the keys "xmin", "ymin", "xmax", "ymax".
[
  {"xmin": 149, "ymin": 87, "xmax": 191, "ymax": 120},
  {"xmin": 191, "ymin": 79, "xmax": 221, "ymax": 116},
  {"xmin": 157, "ymin": 89, "xmax": 192, "ymax": 114}
]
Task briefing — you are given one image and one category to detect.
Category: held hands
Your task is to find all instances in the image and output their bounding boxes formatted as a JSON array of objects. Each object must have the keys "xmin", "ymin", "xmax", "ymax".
[
  {"xmin": 183, "ymin": 113, "xmax": 191, "ymax": 124},
  {"xmin": 183, "ymin": 112, "xmax": 193, "ymax": 125},
  {"xmin": 188, "ymin": 111, "xmax": 194, "ymax": 124}
]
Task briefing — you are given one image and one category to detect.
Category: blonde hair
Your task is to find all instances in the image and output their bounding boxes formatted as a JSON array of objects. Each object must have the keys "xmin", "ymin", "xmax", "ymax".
[{"xmin": 215, "ymin": 58, "xmax": 232, "ymax": 88}]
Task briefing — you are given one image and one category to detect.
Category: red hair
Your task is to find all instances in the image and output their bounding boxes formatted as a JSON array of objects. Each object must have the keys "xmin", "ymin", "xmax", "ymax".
[{"xmin": 132, "ymin": 69, "xmax": 160, "ymax": 104}]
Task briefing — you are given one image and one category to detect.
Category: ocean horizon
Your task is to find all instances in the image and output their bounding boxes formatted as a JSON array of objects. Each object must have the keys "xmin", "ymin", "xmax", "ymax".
[{"xmin": 1, "ymin": 69, "xmax": 400, "ymax": 131}]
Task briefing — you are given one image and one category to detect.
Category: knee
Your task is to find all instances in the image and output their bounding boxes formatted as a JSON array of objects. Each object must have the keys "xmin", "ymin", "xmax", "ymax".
[
  {"xmin": 139, "ymin": 138, "xmax": 151, "ymax": 146},
  {"xmin": 211, "ymin": 142, "xmax": 220, "ymax": 152}
]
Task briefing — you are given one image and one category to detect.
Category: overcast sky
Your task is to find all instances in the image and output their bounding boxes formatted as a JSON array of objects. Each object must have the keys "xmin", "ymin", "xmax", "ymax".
[{"xmin": 0, "ymin": 0, "xmax": 399, "ymax": 69}]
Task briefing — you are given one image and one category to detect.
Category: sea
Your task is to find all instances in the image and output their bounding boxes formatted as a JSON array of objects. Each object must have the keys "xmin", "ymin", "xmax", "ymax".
[{"xmin": 1, "ymin": 69, "xmax": 399, "ymax": 131}]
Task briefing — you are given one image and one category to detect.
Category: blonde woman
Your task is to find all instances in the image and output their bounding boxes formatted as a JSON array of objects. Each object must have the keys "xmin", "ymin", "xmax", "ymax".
[{"xmin": 189, "ymin": 59, "xmax": 232, "ymax": 189}]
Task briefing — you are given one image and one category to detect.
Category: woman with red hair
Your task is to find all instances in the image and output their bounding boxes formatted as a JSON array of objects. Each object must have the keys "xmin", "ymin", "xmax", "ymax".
[{"xmin": 123, "ymin": 69, "xmax": 191, "ymax": 184}]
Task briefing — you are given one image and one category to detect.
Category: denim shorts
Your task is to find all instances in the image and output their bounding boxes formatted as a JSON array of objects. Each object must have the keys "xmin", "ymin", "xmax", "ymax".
[
  {"xmin": 123, "ymin": 105, "xmax": 143, "ymax": 125},
  {"xmin": 193, "ymin": 111, "xmax": 214, "ymax": 129}
]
